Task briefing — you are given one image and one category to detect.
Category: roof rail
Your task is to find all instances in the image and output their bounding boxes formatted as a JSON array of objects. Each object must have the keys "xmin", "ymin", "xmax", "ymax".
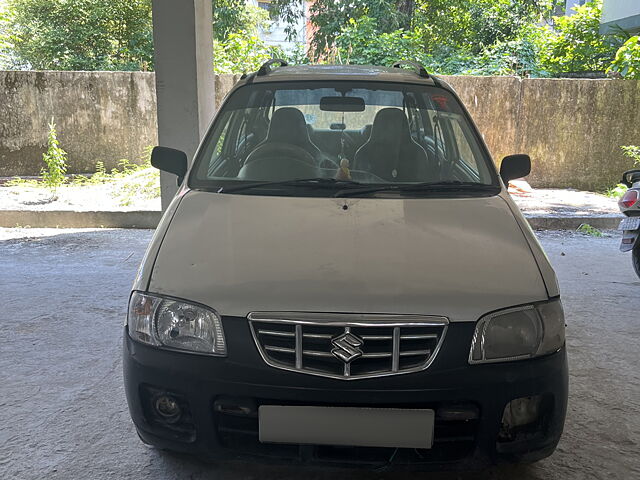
[
  {"xmin": 392, "ymin": 61, "xmax": 430, "ymax": 78},
  {"xmin": 257, "ymin": 58, "xmax": 289, "ymax": 76}
]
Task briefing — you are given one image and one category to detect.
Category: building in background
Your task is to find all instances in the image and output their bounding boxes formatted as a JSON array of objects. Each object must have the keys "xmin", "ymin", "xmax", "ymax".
[
  {"xmin": 248, "ymin": 0, "xmax": 307, "ymax": 53},
  {"xmin": 600, "ymin": 0, "xmax": 640, "ymax": 34},
  {"xmin": 564, "ymin": 0, "xmax": 587, "ymax": 16}
]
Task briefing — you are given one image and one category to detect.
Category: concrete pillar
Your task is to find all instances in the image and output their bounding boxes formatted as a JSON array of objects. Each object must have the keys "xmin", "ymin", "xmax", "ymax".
[{"xmin": 152, "ymin": 0, "xmax": 215, "ymax": 210}]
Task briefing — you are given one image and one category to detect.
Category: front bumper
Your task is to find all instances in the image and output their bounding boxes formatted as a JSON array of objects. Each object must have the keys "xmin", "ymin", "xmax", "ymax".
[{"xmin": 123, "ymin": 318, "xmax": 568, "ymax": 470}]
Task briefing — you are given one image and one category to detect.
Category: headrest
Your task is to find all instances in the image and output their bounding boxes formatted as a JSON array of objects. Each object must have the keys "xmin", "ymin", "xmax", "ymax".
[
  {"xmin": 267, "ymin": 107, "xmax": 309, "ymax": 144},
  {"xmin": 369, "ymin": 108, "xmax": 411, "ymax": 144}
]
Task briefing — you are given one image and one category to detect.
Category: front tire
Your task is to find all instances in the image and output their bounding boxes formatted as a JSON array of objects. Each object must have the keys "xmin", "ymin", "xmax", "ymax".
[{"xmin": 633, "ymin": 245, "xmax": 640, "ymax": 280}]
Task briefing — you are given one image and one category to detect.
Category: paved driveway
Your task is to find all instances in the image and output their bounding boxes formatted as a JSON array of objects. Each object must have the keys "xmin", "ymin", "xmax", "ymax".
[{"xmin": 1, "ymin": 228, "xmax": 638, "ymax": 479}]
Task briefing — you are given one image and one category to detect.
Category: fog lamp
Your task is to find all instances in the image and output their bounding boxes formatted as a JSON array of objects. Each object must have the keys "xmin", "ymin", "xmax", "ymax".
[
  {"xmin": 501, "ymin": 395, "xmax": 542, "ymax": 428},
  {"xmin": 154, "ymin": 395, "xmax": 182, "ymax": 423}
]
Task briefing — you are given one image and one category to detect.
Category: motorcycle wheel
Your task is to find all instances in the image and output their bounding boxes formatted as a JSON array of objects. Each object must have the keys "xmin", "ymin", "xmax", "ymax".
[{"xmin": 633, "ymin": 245, "xmax": 640, "ymax": 280}]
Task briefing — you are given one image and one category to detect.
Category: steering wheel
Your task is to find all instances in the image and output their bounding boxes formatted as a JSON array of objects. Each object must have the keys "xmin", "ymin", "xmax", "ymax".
[{"xmin": 239, "ymin": 142, "xmax": 319, "ymax": 180}]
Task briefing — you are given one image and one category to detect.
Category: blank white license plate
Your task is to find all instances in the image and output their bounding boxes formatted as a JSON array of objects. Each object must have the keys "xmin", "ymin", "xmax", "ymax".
[
  {"xmin": 258, "ymin": 406, "xmax": 434, "ymax": 449},
  {"xmin": 619, "ymin": 217, "xmax": 640, "ymax": 231}
]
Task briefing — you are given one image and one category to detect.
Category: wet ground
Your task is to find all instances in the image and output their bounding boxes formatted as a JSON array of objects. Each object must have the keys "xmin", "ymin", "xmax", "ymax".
[{"xmin": 1, "ymin": 228, "xmax": 638, "ymax": 479}]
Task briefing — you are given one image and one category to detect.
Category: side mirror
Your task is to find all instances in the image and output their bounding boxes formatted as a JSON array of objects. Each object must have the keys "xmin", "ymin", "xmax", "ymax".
[
  {"xmin": 151, "ymin": 146, "xmax": 188, "ymax": 184},
  {"xmin": 500, "ymin": 154, "xmax": 531, "ymax": 185}
]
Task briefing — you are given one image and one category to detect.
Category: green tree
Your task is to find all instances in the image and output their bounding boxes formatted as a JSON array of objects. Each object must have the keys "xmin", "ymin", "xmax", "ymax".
[
  {"xmin": 273, "ymin": 0, "xmax": 562, "ymax": 61},
  {"xmin": 271, "ymin": 0, "xmax": 414, "ymax": 58},
  {"xmin": 4, "ymin": 0, "xmax": 153, "ymax": 70},
  {"xmin": 212, "ymin": 2, "xmax": 284, "ymax": 74},
  {"xmin": 214, "ymin": 33, "xmax": 285, "ymax": 74},
  {"xmin": 0, "ymin": 2, "xmax": 12, "ymax": 68},
  {"xmin": 335, "ymin": 16, "xmax": 422, "ymax": 66},
  {"xmin": 536, "ymin": 0, "xmax": 624, "ymax": 75},
  {"xmin": 213, "ymin": 0, "xmax": 270, "ymax": 41}
]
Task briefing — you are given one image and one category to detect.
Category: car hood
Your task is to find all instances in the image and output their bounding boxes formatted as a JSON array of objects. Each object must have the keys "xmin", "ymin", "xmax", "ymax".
[{"xmin": 148, "ymin": 190, "xmax": 549, "ymax": 322}]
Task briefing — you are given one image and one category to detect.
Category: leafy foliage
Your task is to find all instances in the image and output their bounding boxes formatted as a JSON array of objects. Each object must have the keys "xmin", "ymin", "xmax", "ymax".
[
  {"xmin": 41, "ymin": 119, "xmax": 67, "ymax": 194},
  {"xmin": 604, "ymin": 183, "xmax": 628, "ymax": 200},
  {"xmin": 414, "ymin": 0, "xmax": 555, "ymax": 54},
  {"xmin": 212, "ymin": 2, "xmax": 287, "ymax": 74},
  {"xmin": 310, "ymin": 0, "xmax": 412, "ymax": 56},
  {"xmin": 577, "ymin": 223, "xmax": 603, "ymax": 237},
  {"xmin": 0, "ymin": 0, "xmax": 637, "ymax": 79},
  {"xmin": 5, "ymin": 0, "xmax": 153, "ymax": 70},
  {"xmin": 214, "ymin": 33, "xmax": 286, "ymax": 74},
  {"xmin": 334, "ymin": 16, "xmax": 422, "ymax": 66},
  {"xmin": 608, "ymin": 36, "xmax": 640, "ymax": 79},
  {"xmin": 621, "ymin": 145, "xmax": 640, "ymax": 167},
  {"xmin": 214, "ymin": 0, "xmax": 253, "ymax": 41},
  {"xmin": 0, "ymin": 3, "xmax": 12, "ymax": 68},
  {"xmin": 331, "ymin": 12, "xmax": 545, "ymax": 77},
  {"xmin": 535, "ymin": 0, "xmax": 624, "ymax": 75}
]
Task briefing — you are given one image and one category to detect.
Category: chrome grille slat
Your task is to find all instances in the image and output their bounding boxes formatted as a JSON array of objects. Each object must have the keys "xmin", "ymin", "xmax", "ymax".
[
  {"xmin": 302, "ymin": 349, "xmax": 334, "ymax": 358},
  {"xmin": 400, "ymin": 349, "xmax": 431, "ymax": 356},
  {"xmin": 401, "ymin": 334, "xmax": 438, "ymax": 340},
  {"xmin": 249, "ymin": 313, "xmax": 448, "ymax": 380},
  {"xmin": 361, "ymin": 352, "xmax": 392, "ymax": 359},
  {"xmin": 302, "ymin": 333, "xmax": 333, "ymax": 339},
  {"xmin": 264, "ymin": 345, "xmax": 295, "ymax": 354},
  {"xmin": 361, "ymin": 335, "xmax": 393, "ymax": 340},
  {"xmin": 258, "ymin": 329, "xmax": 295, "ymax": 337}
]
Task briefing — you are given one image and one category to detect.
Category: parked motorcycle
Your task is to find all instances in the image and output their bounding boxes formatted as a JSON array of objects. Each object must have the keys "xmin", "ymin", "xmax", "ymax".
[{"xmin": 618, "ymin": 169, "xmax": 640, "ymax": 279}]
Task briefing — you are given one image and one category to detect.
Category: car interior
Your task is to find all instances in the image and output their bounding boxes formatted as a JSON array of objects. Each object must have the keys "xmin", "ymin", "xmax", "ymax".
[{"xmin": 198, "ymin": 83, "xmax": 491, "ymax": 186}]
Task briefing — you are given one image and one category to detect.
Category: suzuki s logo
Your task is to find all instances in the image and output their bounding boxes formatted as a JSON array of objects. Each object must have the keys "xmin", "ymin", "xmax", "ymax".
[{"xmin": 331, "ymin": 332, "xmax": 364, "ymax": 363}]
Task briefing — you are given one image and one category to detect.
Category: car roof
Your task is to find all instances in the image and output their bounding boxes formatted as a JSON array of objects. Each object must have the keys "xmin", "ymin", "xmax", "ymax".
[{"xmin": 236, "ymin": 64, "xmax": 442, "ymax": 88}]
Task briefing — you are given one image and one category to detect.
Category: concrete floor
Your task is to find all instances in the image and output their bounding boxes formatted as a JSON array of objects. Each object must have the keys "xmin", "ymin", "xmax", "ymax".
[{"xmin": 1, "ymin": 228, "xmax": 639, "ymax": 479}]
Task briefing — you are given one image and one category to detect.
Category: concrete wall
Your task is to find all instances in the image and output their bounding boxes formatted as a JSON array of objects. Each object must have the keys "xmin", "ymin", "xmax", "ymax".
[
  {"xmin": 1, "ymin": 71, "xmax": 639, "ymax": 190},
  {"xmin": 442, "ymin": 76, "xmax": 640, "ymax": 190},
  {"xmin": 0, "ymin": 71, "xmax": 243, "ymax": 177},
  {"xmin": 1, "ymin": 71, "xmax": 158, "ymax": 176}
]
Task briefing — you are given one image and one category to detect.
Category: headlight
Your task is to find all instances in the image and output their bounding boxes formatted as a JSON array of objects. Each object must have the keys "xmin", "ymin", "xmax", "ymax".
[
  {"xmin": 469, "ymin": 299, "xmax": 565, "ymax": 364},
  {"xmin": 127, "ymin": 291, "xmax": 227, "ymax": 356}
]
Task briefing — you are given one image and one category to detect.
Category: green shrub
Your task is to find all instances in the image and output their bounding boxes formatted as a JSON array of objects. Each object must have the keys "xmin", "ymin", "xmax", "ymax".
[
  {"xmin": 605, "ymin": 183, "xmax": 628, "ymax": 199},
  {"xmin": 213, "ymin": 33, "xmax": 286, "ymax": 74},
  {"xmin": 465, "ymin": 33, "xmax": 544, "ymax": 77},
  {"xmin": 335, "ymin": 17, "xmax": 423, "ymax": 67},
  {"xmin": 622, "ymin": 145, "xmax": 640, "ymax": 167},
  {"xmin": 577, "ymin": 223, "xmax": 603, "ymax": 237},
  {"xmin": 535, "ymin": 0, "xmax": 623, "ymax": 76},
  {"xmin": 608, "ymin": 36, "xmax": 640, "ymax": 79},
  {"xmin": 41, "ymin": 119, "xmax": 67, "ymax": 194}
]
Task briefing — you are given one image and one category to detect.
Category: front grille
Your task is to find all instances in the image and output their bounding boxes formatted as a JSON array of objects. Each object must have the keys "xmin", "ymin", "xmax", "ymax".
[{"xmin": 248, "ymin": 313, "xmax": 448, "ymax": 380}]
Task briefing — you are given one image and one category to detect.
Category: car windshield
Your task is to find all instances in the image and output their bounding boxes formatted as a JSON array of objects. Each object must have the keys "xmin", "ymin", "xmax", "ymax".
[{"xmin": 190, "ymin": 81, "xmax": 498, "ymax": 197}]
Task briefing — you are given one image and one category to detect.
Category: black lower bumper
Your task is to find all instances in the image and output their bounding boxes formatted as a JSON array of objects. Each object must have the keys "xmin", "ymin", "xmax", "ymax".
[{"xmin": 123, "ymin": 319, "xmax": 568, "ymax": 470}]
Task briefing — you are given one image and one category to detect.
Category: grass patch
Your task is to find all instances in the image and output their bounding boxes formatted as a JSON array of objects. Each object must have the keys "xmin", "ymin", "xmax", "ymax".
[
  {"xmin": 111, "ymin": 166, "xmax": 160, "ymax": 206},
  {"xmin": 4, "ymin": 147, "xmax": 160, "ymax": 207},
  {"xmin": 5, "ymin": 177, "xmax": 43, "ymax": 187},
  {"xmin": 577, "ymin": 223, "xmax": 603, "ymax": 237},
  {"xmin": 603, "ymin": 183, "xmax": 628, "ymax": 200}
]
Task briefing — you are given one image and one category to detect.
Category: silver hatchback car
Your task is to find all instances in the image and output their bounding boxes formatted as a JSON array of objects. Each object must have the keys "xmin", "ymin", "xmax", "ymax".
[{"xmin": 124, "ymin": 61, "xmax": 567, "ymax": 470}]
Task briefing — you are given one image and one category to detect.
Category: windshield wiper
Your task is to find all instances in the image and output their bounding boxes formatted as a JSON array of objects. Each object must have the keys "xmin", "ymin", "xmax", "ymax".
[
  {"xmin": 334, "ymin": 181, "xmax": 499, "ymax": 198},
  {"xmin": 217, "ymin": 177, "xmax": 361, "ymax": 194}
]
